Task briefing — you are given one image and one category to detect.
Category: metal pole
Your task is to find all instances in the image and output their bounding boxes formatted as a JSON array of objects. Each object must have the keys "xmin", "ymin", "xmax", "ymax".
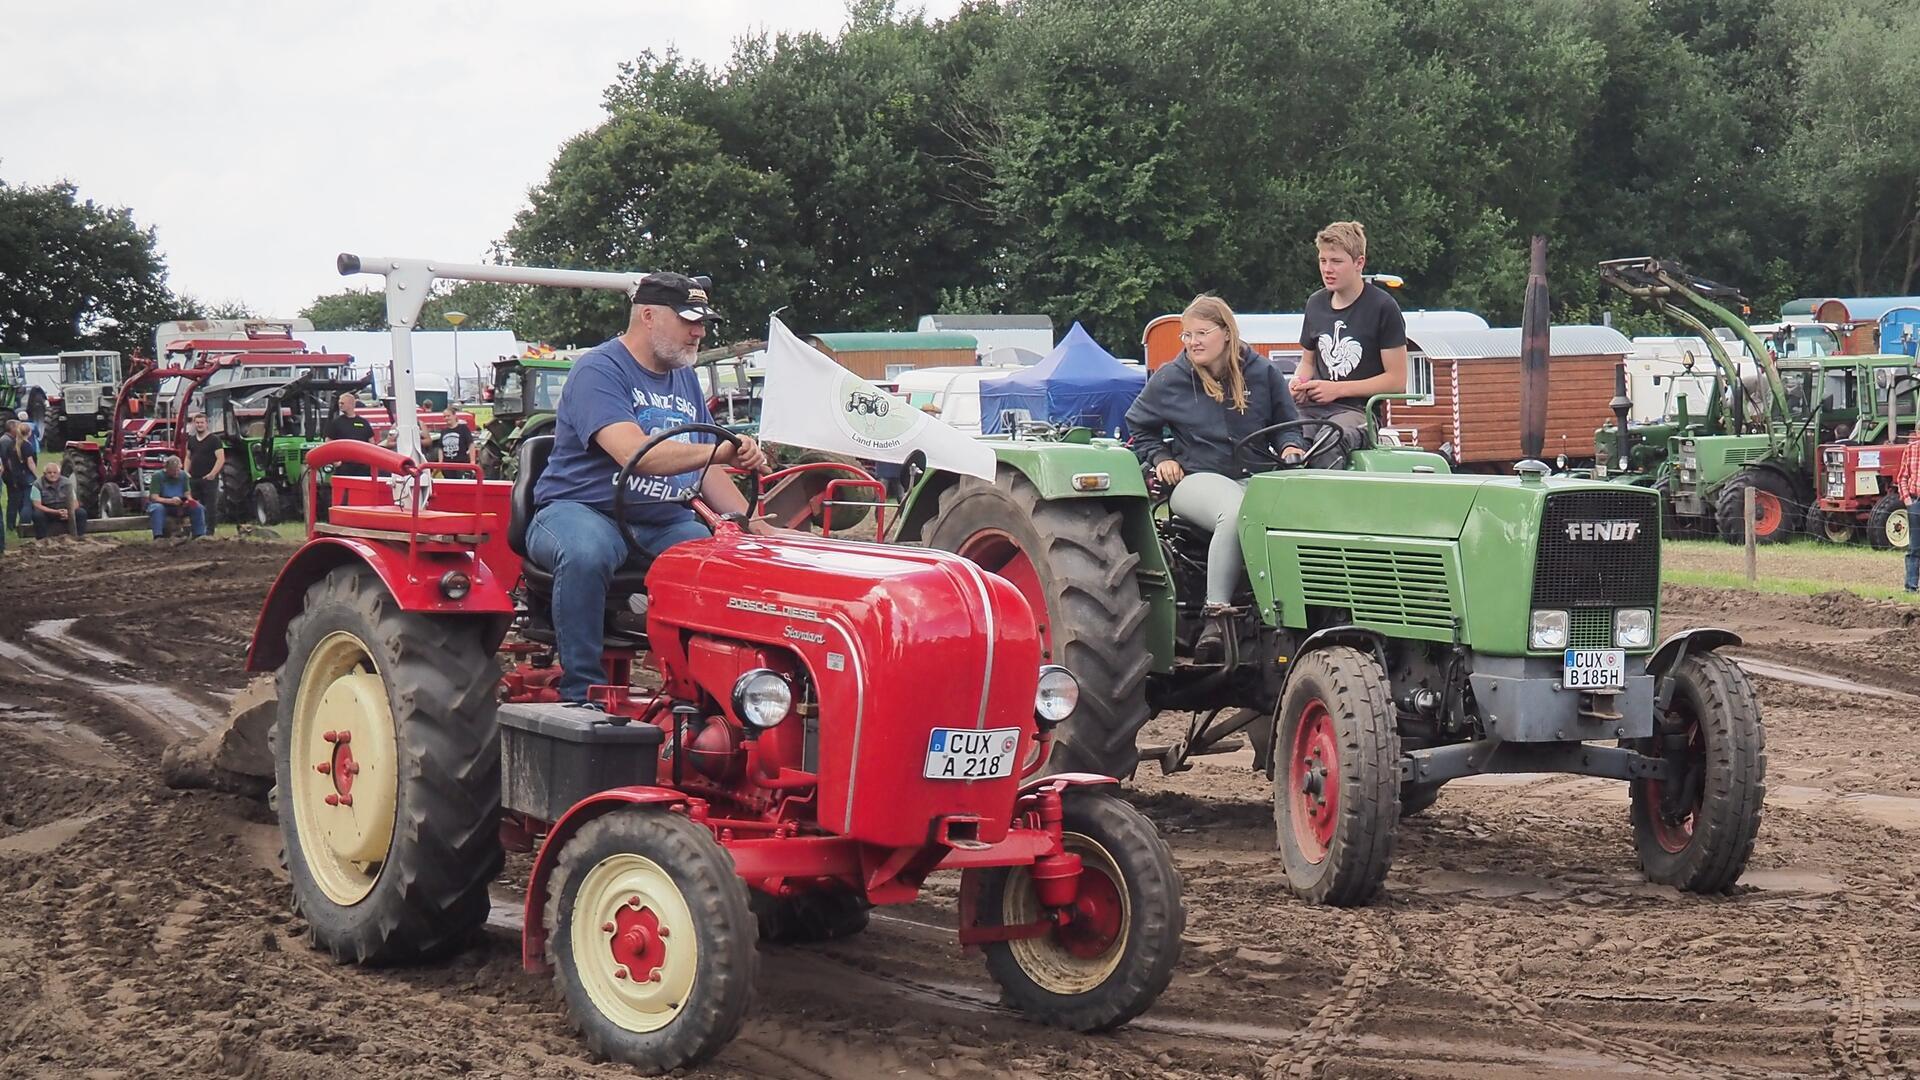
[{"xmin": 1744, "ymin": 485, "xmax": 1758, "ymax": 583}]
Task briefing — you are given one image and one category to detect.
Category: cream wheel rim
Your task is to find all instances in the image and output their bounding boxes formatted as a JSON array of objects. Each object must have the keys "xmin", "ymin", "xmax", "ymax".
[
  {"xmin": 290, "ymin": 631, "xmax": 398, "ymax": 906},
  {"xmin": 1003, "ymin": 831, "xmax": 1130, "ymax": 994},
  {"xmin": 572, "ymin": 852, "xmax": 699, "ymax": 1034}
]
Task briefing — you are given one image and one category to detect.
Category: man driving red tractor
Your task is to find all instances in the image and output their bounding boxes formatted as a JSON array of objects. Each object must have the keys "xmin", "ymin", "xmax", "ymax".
[{"xmin": 527, "ymin": 272, "xmax": 774, "ymax": 706}]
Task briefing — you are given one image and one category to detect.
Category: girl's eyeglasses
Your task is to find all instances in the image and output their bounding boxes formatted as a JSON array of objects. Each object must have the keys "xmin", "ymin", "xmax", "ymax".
[{"xmin": 1178, "ymin": 327, "xmax": 1222, "ymax": 344}]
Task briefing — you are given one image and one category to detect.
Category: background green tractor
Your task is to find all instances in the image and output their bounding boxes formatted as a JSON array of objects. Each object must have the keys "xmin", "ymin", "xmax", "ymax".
[
  {"xmin": 219, "ymin": 371, "xmax": 374, "ymax": 525},
  {"xmin": 477, "ymin": 351, "xmax": 571, "ymax": 478}
]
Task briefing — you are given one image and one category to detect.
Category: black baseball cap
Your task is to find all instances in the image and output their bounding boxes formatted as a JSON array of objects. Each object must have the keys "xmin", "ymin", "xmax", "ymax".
[{"xmin": 631, "ymin": 272, "xmax": 721, "ymax": 322}]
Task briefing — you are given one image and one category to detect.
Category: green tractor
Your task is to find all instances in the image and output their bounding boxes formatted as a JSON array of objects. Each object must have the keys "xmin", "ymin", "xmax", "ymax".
[
  {"xmin": 894, "ymin": 397, "xmax": 1764, "ymax": 904},
  {"xmin": 1591, "ymin": 259, "xmax": 1758, "ymax": 515},
  {"xmin": 893, "ymin": 245, "xmax": 1764, "ymax": 904},
  {"xmin": 0, "ymin": 353, "xmax": 24, "ymax": 417},
  {"xmin": 476, "ymin": 350, "xmax": 572, "ymax": 478},
  {"xmin": 218, "ymin": 371, "xmax": 374, "ymax": 525}
]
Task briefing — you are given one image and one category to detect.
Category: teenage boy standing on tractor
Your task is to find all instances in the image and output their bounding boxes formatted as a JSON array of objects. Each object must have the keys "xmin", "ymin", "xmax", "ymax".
[{"xmin": 1293, "ymin": 221, "xmax": 1409, "ymax": 463}]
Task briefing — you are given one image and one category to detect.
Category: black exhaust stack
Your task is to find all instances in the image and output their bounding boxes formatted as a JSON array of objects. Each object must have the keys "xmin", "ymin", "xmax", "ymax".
[
  {"xmin": 1610, "ymin": 361, "xmax": 1632, "ymax": 472},
  {"xmin": 1518, "ymin": 235, "xmax": 1550, "ymax": 468}
]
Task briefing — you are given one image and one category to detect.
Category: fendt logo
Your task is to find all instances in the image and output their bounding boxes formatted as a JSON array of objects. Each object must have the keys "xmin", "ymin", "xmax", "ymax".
[{"xmin": 1565, "ymin": 520, "xmax": 1642, "ymax": 542}]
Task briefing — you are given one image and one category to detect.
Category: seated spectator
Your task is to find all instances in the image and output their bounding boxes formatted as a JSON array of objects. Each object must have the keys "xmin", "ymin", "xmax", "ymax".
[
  {"xmin": 146, "ymin": 455, "xmax": 208, "ymax": 538},
  {"xmin": 30, "ymin": 462, "xmax": 89, "ymax": 539}
]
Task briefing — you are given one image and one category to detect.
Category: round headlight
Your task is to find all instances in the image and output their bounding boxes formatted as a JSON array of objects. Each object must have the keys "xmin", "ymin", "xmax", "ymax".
[
  {"xmin": 438, "ymin": 570, "xmax": 471, "ymax": 600},
  {"xmin": 731, "ymin": 670, "xmax": 792, "ymax": 728},
  {"xmin": 1034, "ymin": 665, "xmax": 1080, "ymax": 723}
]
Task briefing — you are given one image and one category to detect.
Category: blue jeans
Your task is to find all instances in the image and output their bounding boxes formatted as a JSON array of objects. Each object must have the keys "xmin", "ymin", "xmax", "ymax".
[
  {"xmin": 1907, "ymin": 497, "xmax": 1918, "ymax": 591},
  {"xmin": 527, "ymin": 500, "xmax": 709, "ymax": 702},
  {"xmin": 149, "ymin": 501, "xmax": 208, "ymax": 538},
  {"xmin": 33, "ymin": 507, "xmax": 88, "ymax": 539}
]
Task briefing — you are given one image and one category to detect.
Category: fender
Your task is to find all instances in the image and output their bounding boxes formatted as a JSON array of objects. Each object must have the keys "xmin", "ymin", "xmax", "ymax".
[
  {"xmin": 1018, "ymin": 771, "xmax": 1119, "ymax": 797},
  {"xmin": 520, "ymin": 787, "xmax": 691, "ymax": 972},
  {"xmin": 1744, "ymin": 461, "xmax": 1810, "ymax": 503},
  {"xmin": 244, "ymin": 536, "xmax": 514, "ymax": 672},
  {"xmin": 1295, "ymin": 625, "xmax": 1390, "ymax": 670},
  {"xmin": 1648, "ymin": 627, "xmax": 1742, "ymax": 677}
]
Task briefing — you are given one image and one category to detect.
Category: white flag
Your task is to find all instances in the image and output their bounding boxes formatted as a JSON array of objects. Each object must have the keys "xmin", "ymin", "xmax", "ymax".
[{"xmin": 758, "ymin": 318, "xmax": 997, "ymax": 480}]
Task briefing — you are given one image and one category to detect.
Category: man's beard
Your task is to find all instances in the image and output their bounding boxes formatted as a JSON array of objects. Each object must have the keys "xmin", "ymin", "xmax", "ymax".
[{"xmin": 651, "ymin": 339, "xmax": 697, "ymax": 369}]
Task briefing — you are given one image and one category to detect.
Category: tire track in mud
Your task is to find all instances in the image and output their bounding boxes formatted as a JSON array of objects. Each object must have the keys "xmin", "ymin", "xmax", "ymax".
[
  {"xmin": 1434, "ymin": 927, "xmax": 1786, "ymax": 1080},
  {"xmin": 1828, "ymin": 940, "xmax": 1906, "ymax": 1079},
  {"xmin": 1258, "ymin": 915, "xmax": 1404, "ymax": 1079}
]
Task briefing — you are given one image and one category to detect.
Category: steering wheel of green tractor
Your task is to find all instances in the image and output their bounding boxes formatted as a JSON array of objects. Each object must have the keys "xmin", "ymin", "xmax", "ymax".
[
  {"xmin": 1232, "ymin": 419, "xmax": 1351, "ymax": 473},
  {"xmin": 611, "ymin": 422, "xmax": 760, "ymax": 559}
]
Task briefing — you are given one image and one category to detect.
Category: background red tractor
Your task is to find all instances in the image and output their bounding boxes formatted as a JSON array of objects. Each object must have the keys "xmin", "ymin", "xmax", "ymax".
[{"xmin": 242, "ymin": 255, "xmax": 1184, "ymax": 1072}]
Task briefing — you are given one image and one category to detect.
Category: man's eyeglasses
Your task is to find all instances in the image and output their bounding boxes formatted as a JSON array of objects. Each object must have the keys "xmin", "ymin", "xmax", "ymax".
[{"xmin": 1178, "ymin": 327, "xmax": 1222, "ymax": 344}]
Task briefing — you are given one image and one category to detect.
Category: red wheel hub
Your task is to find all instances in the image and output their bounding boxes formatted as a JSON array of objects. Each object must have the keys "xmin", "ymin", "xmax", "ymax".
[
  {"xmin": 1053, "ymin": 864, "xmax": 1124, "ymax": 959},
  {"xmin": 607, "ymin": 901, "xmax": 668, "ymax": 983},
  {"xmin": 1645, "ymin": 720, "xmax": 1704, "ymax": 854},
  {"xmin": 958, "ymin": 529, "xmax": 1053, "ymax": 660},
  {"xmin": 1753, "ymin": 492, "xmax": 1783, "ymax": 536},
  {"xmin": 1289, "ymin": 700, "xmax": 1340, "ymax": 861}
]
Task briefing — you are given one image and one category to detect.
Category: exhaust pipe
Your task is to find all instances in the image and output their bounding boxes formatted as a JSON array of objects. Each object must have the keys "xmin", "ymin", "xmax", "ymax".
[
  {"xmin": 1611, "ymin": 361, "xmax": 1632, "ymax": 473},
  {"xmin": 1519, "ymin": 235, "xmax": 1550, "ymax": 468}
]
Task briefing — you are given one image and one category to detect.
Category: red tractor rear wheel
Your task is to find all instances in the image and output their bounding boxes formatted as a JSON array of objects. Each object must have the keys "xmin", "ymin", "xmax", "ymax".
[
  {"xmin": 972, "ymin": 789, "xmax": 1183, "ymax": 1032},
  {"xmin": 1630, "ymin": 653, "xmax": 1766, "ymax": 893},
  {"xmin": 1867, "ymin": 493, "xmax": 1909, "ymax": 551},
  {"xmin": 547, "ymin": 808, "xmax": 756, "ymax": 1072},
  {"xmin": 1273, "ymin": 647, "xmax": 1400, "ymax": 905},
  {"xmin": 273, "ymin": 563, "xmax": 502, "ymax": 963}
]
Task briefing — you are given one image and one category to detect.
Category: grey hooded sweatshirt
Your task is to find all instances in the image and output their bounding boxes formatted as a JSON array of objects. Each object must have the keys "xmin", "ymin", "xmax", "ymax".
[{"xmin": 1126, "ymin": 345, "xmax": 1304, "ymax": 479}]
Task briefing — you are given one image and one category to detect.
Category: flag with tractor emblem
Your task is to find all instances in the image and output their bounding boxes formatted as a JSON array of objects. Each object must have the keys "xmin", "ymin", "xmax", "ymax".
[{"xmin": 759, "ymin": 318, "xmax": 997, "ymax": 480}]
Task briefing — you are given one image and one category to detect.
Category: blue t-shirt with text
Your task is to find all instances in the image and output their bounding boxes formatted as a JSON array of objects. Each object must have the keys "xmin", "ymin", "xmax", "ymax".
[{"xmin": 533, "ymin": 337, "xmax": 715, "ymax": 526}]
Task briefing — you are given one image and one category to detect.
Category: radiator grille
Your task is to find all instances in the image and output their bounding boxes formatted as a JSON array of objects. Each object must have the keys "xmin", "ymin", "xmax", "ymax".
[
  {"xmin": 1569, "ymin": 607, "xmax": 1614, "ymax": 649},
  {"xmin": 1725, "ymin": 446, "xmax": 1768, "ymax": 465},
  {"xmin": 1533, "ymin": 490, "xmax": 1661, "ymax": 609},
  {"xmin": 1298, "ymin": 545, "xmax": 1455, "ymax": 631}
]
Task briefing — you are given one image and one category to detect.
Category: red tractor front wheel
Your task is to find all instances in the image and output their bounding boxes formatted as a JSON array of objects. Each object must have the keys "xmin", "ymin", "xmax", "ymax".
[
  {"xmin": 971, "ymin": 790, "xmax": 1183, "ymax": 1032},
  {"xmin": 1273, "ymin": 647, "xmax": 1400, "ymax": 905},
  {"xmin": 547, "ymin": 808, "xmax": 757, "ymax": 1072}
]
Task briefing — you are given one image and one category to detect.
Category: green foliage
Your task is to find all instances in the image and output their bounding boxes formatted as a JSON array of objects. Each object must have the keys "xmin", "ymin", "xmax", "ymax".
[
  {"xmin": 302, "ymin": 280, "xmax": 524, "ymax": 333},
  {"xmin": 0, "ymin": 178, "xmax": 178, "ymax": 355},
  {"xmin": 300, "ymin": 288, "xmax": 387, "ymax": 331}
]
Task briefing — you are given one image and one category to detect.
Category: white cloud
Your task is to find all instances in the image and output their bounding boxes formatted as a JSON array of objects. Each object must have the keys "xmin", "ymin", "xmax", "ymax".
[{"xmin": 3, "ymin": 0, "xmax": 965, "ymax": 316}]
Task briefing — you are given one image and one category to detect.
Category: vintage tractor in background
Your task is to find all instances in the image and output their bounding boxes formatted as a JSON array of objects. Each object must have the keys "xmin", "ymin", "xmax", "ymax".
[
  {"xmin": 476, "ymin": 346, "xmax": 573, "ymax": 478},
  {"xmin": 242, "ymin": 255, "xmax": 1183, "ymax": 1073},
  {"xmin": 895, "ymin": 241, "xmax": 1766, "ymax": 906},
  {"xmin": 45, "ymin": 349, "xmax": 123, "ymax": 452},
  {"xmin": 216, "ymin": 369, "xmax": 377, "ymax": 525},
  {"xmin": 60, "ymin": 350, "xmax": 231, "ymax": 521},
  {"xmin": 1805, "ymin": 366, "xmax": 1917, "ymax": 546}
]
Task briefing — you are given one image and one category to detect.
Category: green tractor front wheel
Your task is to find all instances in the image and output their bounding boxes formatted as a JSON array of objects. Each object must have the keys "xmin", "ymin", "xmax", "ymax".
[
  {"xmin": 1273, "ymin": 647, "xmax": 1400, "ymax": 906},
  {"xmin": 220, "ymin": 459, "xmax": 253, "ymax": 524},
  {"xmin": 1630, "ymin": 653, "xmax": 1766, "ymax": 893}
]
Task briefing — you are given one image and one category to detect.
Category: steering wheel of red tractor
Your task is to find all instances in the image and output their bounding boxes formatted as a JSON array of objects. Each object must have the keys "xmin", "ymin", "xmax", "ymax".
[{"xmin": 611, "ymin": 422, "xmax": 760, "ymax": 559}]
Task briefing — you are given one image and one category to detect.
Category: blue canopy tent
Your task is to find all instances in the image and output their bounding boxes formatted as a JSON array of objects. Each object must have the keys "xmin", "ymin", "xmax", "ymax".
[{"xmin": 979, "ymin": 323, "xmax": 1146, "ymax": 436}]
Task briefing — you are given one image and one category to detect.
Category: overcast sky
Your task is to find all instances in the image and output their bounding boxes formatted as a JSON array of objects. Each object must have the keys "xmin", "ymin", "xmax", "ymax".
[{"xmin": 5, "ymin": 0, "xmax": 965, "ymax": 319}]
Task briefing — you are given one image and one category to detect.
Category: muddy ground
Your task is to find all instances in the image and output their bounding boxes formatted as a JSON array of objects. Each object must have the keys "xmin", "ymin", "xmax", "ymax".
[{"xmin": 0, "ymin": 538, "xmax": 1914, "ymax": 1079}]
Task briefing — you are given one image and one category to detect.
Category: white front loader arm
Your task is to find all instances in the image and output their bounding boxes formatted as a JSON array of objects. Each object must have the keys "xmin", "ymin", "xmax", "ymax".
[{"xmin": 336, "ymin": 253, "xmax": 654, "ymax": 465}]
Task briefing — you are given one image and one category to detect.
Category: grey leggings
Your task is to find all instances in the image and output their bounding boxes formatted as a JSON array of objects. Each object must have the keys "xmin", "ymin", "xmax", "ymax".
[{"xmin": 1169, "ymin": 471, "xmax": 1249, "ymax": 605}]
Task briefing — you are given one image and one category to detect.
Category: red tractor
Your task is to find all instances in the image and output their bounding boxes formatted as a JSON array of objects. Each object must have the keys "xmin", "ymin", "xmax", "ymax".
[
  {"xmin": 244, "ymin": 255, "xmax": 1183, "ymax": 1073},
  {"xmin": 60, "ymin": 347, "xmax": 236, "ymax": 521}
]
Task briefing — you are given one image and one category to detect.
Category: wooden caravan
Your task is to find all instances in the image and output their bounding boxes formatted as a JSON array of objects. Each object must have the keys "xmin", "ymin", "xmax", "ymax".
[
  {"xmin": 810, "ymin": 332, "xmax": 978, "ymax": 382},
  {"xmin": 1385, "ymin": 326, "xmax": 1633, "ymax": 469}
]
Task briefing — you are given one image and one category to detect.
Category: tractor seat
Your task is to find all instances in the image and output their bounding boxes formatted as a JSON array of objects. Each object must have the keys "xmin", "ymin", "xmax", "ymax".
[
  {"xmin": 328, "ymin": 505, "xmax": 485, "ymax": 535},
  {"xmin": 508, "ymin": 435, "xmax": 653, "ymax": 598}
]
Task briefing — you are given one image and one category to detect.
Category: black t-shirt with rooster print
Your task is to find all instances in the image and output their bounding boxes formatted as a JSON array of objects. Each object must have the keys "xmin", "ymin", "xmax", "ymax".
[{"xmin": 1298, "ymin": 283, "xmax": 1407, "ymax": 413}]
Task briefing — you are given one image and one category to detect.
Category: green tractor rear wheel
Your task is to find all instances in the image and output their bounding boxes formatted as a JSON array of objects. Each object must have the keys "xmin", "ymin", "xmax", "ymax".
[
  {"xmin": 925, "ymin": 470, "xmax": 1153, "ymax": 780},
  {"xmin": 1714, "ymin": 470, "xmax": 1798, "ymax": 545},
  {"xmin": 220, "ymin": 458, "xmax": 253, "ymax": 524}
]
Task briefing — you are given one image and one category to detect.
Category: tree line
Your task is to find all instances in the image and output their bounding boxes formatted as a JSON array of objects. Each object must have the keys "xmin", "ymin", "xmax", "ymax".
[{"xmin": 6, "ymin": 0, "xmax": 1916, "ymax": 356}]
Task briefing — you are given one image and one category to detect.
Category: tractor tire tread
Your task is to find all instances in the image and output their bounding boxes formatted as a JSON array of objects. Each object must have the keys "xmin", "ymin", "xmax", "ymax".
[
  {"xmin": 1275, "ymin": 646, "xmax": 1400, "ymax": 906},
  {"xmin": 275, "ymin": 564, "xmax": 503, "ymax": 965},
  {"xmin": 928, "ymin": 470, "xmax": 1153, "ymax": 780},
  {"xmin": 980, "ymin": 790, "xmax": 1183, "ymax": 1032},
  {"xmin": 545, "ymin": 809, "xmax": 757, "ymax": 1071},
  {"xmin": 1631, "ymin": 653, "xmax": 1767, "ymax": 893}
]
